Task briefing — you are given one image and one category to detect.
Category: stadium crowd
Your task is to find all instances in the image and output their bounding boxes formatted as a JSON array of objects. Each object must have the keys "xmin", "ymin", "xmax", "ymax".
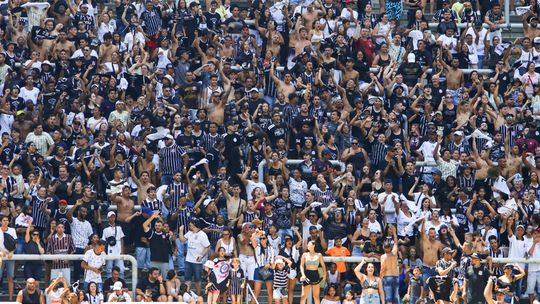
[{"xmin": 1, "ymin": 0, "xmax": 540, "ymax": 303}]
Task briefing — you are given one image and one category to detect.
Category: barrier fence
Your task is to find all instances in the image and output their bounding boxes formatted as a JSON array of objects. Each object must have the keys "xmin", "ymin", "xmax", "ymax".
[{"xmin": 3, "ymin": 254, "xmax": 138, "ymax": 294}]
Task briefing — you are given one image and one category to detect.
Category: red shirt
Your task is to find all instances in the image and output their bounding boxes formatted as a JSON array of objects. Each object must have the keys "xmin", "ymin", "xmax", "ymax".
[{"xmin": 355, "ymin": 37, "xmax": 375, "ymax": 66}]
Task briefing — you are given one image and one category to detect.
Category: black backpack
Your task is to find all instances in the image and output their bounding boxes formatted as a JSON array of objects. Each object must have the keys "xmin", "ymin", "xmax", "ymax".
[{"xmin": 3, "ymin": 232, "xmax": 16, "ymax": 252}]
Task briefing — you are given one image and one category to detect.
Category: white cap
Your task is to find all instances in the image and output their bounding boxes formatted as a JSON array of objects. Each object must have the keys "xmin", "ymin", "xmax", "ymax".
[
  {"xmin": 107, "ymin": 211, "xmax": 116, "ymax": 218},
  {"xmin": 275, "ymin": 258, "xmax": 285, "ymax": 265},
  {"xmin": 407, "ymin": 53, "xmax": 416, "ymax": 63},
  {"xmin": 113, "ymin": 281, "xmax": 123, "ymax": 290},
  {"xmin": 165, "ymin": 134, "xmax": 174, "ymax": 140}
]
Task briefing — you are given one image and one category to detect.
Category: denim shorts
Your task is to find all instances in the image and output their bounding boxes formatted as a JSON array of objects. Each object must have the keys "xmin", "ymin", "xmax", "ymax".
[
  {"xmin": 362, "ymin": 293, "xmax": 380, "ymax": 304},
  {"xmin": 185, "ymin": 261, "xmax": 203, "ymax": 282},
  {"xmin": 253, "ymin": 266, "xmax": 274, "ymax": 282}
]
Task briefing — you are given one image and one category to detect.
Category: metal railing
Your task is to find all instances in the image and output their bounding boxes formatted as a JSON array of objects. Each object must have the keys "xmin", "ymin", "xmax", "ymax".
[
  {"xmin": 245, "ymin": 282, "xmax": 260, "ymax": 304},
  {"xmin": 257, "ymin": 159, "xmax": 346, "ymax": 183},
  {"xmin": 4, "ymin": 254, "xmax": 138, "ymax": 293},
  {"xmin": 322, "ymin": 256, "xmax": 540, "ymax": 266}
]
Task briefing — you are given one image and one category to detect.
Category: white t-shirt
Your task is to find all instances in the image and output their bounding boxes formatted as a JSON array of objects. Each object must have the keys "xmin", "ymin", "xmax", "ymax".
[
  {"xmin": 0, "ymin": 227, "xmax": 17, "ymax": 252},
  {"xmin": 185, "ymin": 230, "xmax": 210, "ymax": 264},
  {"xmin": 245, "ymin": 180, "xmax": 268, "ymax": 201},
  {"xmin": 101, "ymin": 225, "xmax": 125, "ymax": 255},
  {"xmin": 107, "ymin": 292, "xmax": 131, "ymax": 302},
  {"xmin": 368, "ymin": 221, "xmax": 382, "ymax": 234},
  {"xmin": 302, "ymin": 219, "xmax": 322, "ymax": 241},
  {"xmin": 437, "ymin": 35, "xmax": 458, "ymax": 53},
  {"xmin": 378, "ymin": 192, "xmax": 399, "ymax": 224},
  {"xmin": 19, "ymin": 86, "xmax": 40, "ymax": 105},
  {"xmin": 46, "ymin": 288, "xmax": 64, "ymax": 304},
  {"xmin": 397, "ymin": 210, "xmax": 416, "ymax": 237},
  {"xmin": 83, "ymin": 249, "xmax": 107, "ymax": 283},
  {"xmin": 529, "ymin": 243, "xmax": 540, "ymax": 272},
  {"xmin": 417, "ymin": 141, "xmax": 438, "ymax": 173},
  {"xmin": 508, "ymin": 235, "xmax": 529, "ymax": 268}
]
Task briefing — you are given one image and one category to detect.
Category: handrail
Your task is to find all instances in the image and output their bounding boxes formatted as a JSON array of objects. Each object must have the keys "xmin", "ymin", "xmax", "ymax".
[
  {"xmin": 245, "ymin": 282, "xmax": 259, "ymax": 304},
  {"xmin": 257, "ymin": 159, "xmax": 346, "ymax": 183},
  {"xmin": 322, "ymin": 256, "xmax": 540, "ymax": 264},
  {"xmin": 4, "ymin": 254, "xmax": 138, "ymax": 293}
]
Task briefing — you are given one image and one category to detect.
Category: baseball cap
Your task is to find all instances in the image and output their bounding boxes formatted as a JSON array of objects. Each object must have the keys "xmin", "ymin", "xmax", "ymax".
[
  {"xmin": 431, "ymin": 169, "xmax": 442, "ymax": 176},
  {"xmin": 503, "ymin": 263, "xmax": 514, "ymax": 269},
  {"xmin": 442, "ymin": 247, "xmax": 455, "ymax": 254},
  {"xmin": 107, "ymin": 211, "xmax": 116, "ymax": 218},
  {"xmin": 58, "ymin": 199, "xmax": 68, "ymax": 205},
  {"xmin": 141, "ymin": 207, "xmax": 154, "ymax": 216},
  {"xmin": 407, "ymin": 53, "xmax": 416, "ymax": 63},
  {"xmin": 165, "ymin": 134, "xmax": 174, "ymax": 140},
  {"xmin": 275, "ymin": 258, "xmax": 285, "ymax": 265},
  {"xmin": 470, "ymin": 253, "xmax": 481, "ymax": 259},
  {"xmin": 113, "ymin": 281, "xmax": 123, "ymax": 291}
]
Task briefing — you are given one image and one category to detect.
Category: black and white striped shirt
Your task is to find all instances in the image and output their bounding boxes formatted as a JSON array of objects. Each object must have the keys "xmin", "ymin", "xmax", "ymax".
[
  {"xmin": 370, "ymin": 141, "xmax": 388, "ymax": 167},
  {"xmin": 498, "ymin": 124, "xmax": 523, "ymax": 148},
  {"xmin": 458, "ymin": 175, "xmax": 475, "ymax": 189},
  {"xmin": 176, "ymin": 206, "xmax": 193, "ymax": 235},
  {"xmin": 158, "ymin": 144, "xmax": 187, "ymax": 175},
  {"xmin": 140, "ymin": 7, "xmax": 162, "ymax": 36},
  {"xmin": 142, "ymin": 198, "xmax": 163, "ymax": 212},
  {"xmin": 31, "ymin": 196, "xmax": 48, "ymax": 229},
  {"xmin": 273, "ymin": 265, "xmax": 289, "ymax": 289},
  {"xmin": 201, "ymin": 133, "xmax": 222, "ymax": 153},
  {"xmin": 167, "ymin": 182, "xmax": 189, "ymax": 212}
]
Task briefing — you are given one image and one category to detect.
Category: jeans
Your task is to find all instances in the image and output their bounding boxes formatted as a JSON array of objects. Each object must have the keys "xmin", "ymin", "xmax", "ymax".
[
  {"xmin": 422, "ymin": 266, "xmax": 437, "ymax": 289},
  {"xmin": 24, "ymin": 263, "xmax": 43, "ymax": 281},
  {"xmin": 135, "ymin": 247, "xmax": 151, "ymax": 270},
  {"xmin": 73, "ymin": 247, "xmax": 85, "ymax": 283},
  {"xmin": 160, "ymin": 174, "xmax": 173, "ymax": 186},
  {"xmin": 382, "ymin": 276, "xmax": 400, "ymax": 304},
  {"xmin": 106, "ymin": 260, "xmax": 125, "ymax": 279},
  {"xmin": 176, "ymin": 239, "xmax": 186, "ymax": 272},
  {"xmin": 526, "ymin": 270, "xmax": 540, "ymax": 296},
  {"xmin": 477, "ymin": 55, "xmax": 485, "ymax": 69},
  {"xmin": 150, "ymin": 261, "xmax": 169, "ymax": 278},
  {"xmin": 15, "ymin": 238, "xmax": 25, "ymax": 254},
  {"xmin": 185, "ymin": 261, "xmax": 203, "ymax": 282}
]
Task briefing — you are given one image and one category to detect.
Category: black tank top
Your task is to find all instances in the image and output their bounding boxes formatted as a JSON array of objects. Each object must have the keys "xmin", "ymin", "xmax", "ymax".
[{"xmin": 22, "ymin": 289, "xmax": 41, "ymax": 304}]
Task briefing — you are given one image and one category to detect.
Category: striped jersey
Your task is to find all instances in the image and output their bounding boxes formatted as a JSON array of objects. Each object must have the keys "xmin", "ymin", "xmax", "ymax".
[
  {"xmin": 273, "ymin": 265, "xmax": 289, "ymax": 289},
  {"xmin": 166, "ymin": 182, "xmax": 189, "ymax": 212},
  {"xmin": 176, "ymin": 206, "xmax": 193, "ymax": 235},
  {"xmin": 46, "ymin": 233, "xmax": 75, "ymax": 269},
  {"xmin": 158, "ymin": 144, "xmax": 187, "ymax": 175},
  {"xmin": 142, "ymin": 198, "xmax": 163, "ymax": 212},
  {"xmin": 31, "ymin": 196, "xmax": 48, "ymax": 229}
]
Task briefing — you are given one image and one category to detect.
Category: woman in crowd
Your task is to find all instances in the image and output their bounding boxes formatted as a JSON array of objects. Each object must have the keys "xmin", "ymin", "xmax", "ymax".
[
  {"xmin": 353, "ymin": 259, "xmax": 383, "ymax": 304},
  {"xmin": 300, "ymin": 240, "xmax": 326, "ymax": 304}
]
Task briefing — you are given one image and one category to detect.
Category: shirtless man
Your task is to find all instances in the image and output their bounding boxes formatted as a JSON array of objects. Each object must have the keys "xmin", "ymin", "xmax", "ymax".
[
  {"xmin": 8, "ymin": 19, "xmax": 28, "ymax": 43},
  {"xmin": 341, "ymin": 58, "xmax": 359, "ymax": 85},
  {"xmin": 522, "ymin": 13, "xmax": 540, "ymax": 40},
  {"xmin": 110, "ymin": 185, "xmax": 135, "ymax": 223},
  {"xmin": 221, "ymin": 182, "xmax": 246, "ymax": 227},
  {"xmin": 439, "ymin": 57, "xmax": 464, "ymax": 105},
  {"xmin": 99, "ymin": 33, "xmax": 118, "ymax": 63},
  {"xmin": 471, "ymin": 135, "xmax": 491, "ymax": 181},
  {"xmin": 505, "ymin": 142, "xmax": 523, "ymax": 178},
  {"xmin": 293, "ymin": 27, "xmax": 312, "ymax": 57},
  {"xmin": 52, "ymin": 31, "xmax": 75, "ymax": 59},
  {"xmin": 301, "ymin": 3, "xmax": 322, "ymax": 30},
  {"xmin": 421, "ymin": 217, "xmax": 443, "ymax": 287},
  {"xmin": 380, "ymin": 225, "xmax": 400, "ymax": 304},
  {"xmin": 237, "ymin": 224, "xmax": 257, "ymax": 283},
  {"xmin": 131, "ymin": 169, "xmax": 154, "ymax": 204},
  {"xmin": 270, "ymin": 62, "xmax": 296, "ymax": 101},
  {"xmin": 39, "ymin": 20, "xmax": 61, "ymax": 60}
]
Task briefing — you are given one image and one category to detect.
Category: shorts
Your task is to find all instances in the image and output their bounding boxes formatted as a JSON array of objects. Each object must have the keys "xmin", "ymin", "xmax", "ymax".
[
  {"xmin": 273, "ymin": 288, "xmax": 288, "ymax": 299},
  {"xmin": 185, "ymin": 261, "xmax": 203, "ymax": 282},
  {"xmin": 302, "ymin": 269, "xmax": 320, "ymax": 286},
  {"xmin": 0, "ymin": 260, "xmax": 14, "ymax": 277},
  {"xmin": 361, "ymin": 293, "xmax": 381, "ymax": 304},
  {"xmin": 288, "ymin": 269, "xmax": 297, "ymax": 280},
  {"xmin": 254, "ymin": 266, "xmax": 274, "ymax": 282}
]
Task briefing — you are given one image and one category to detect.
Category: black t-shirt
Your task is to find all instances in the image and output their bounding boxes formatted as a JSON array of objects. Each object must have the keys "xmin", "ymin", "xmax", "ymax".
[
  {"xmin": 465, "ymin": 265, "xmax": 490, "ymax": 301},
  {"xmin": 145, "ymin": 230, "xmax": 172, "ymax": 263},
  {"xmin": 204, "ymin": 11, "xmax": 221, "ymax": 32},
  {"xmin": 130, "ymin": 215, "xmax": 148, "ymax": 248},
  {"xmin": 136, "ymin": 278, "xmax": 162, "ymax": 301},
  {"xmin": 103, "ymin": 278, "xmax": 127, "ymax": 294},
  {"xmin": 427, "ymin": 276, "xmax": 458, "ymax": 302}
]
